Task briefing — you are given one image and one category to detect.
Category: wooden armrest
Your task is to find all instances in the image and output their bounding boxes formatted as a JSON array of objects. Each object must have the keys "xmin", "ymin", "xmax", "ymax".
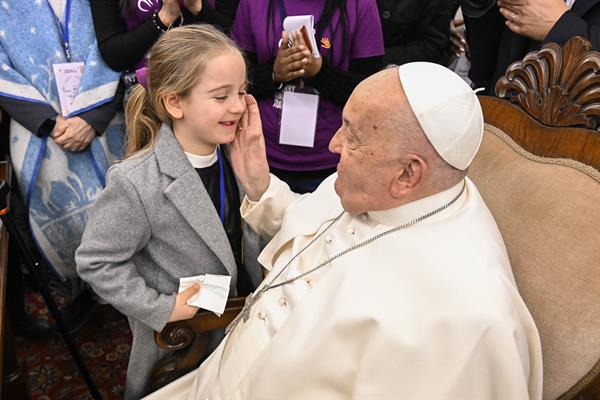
[{"xmin": 149, "ymin": 297, "xmax": 244, "ymax": 392}]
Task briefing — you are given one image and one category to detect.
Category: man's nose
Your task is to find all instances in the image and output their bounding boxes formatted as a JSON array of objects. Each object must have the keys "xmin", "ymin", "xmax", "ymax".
[{"xmin": 329, "ymin": 130, "xmax": 342, "ymax": 154}]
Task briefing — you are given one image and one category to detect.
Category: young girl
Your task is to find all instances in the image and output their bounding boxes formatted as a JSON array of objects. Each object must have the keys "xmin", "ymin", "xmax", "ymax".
[{"xmin": 75, "ymin": 25, "xmax": 262, "ymax": 400}]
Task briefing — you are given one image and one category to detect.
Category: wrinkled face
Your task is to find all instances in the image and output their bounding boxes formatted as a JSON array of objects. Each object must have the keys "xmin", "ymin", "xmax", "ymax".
[
  {"xmin": 178, "ymin": 50, "xmax": 247, "ymax": 149},
  {"xmin": 328, "ymin": 90, "xmax": 401, "ymax": 215}
]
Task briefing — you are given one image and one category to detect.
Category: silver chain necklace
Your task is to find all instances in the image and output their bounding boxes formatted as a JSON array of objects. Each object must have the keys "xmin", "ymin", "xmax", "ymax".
[{"xmin": 226, "ymin": 181, "xmax": 467, "ymax": 334}]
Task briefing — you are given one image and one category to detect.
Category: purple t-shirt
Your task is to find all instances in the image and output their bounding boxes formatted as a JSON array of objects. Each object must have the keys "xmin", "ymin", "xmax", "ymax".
[{"xmin": 232, "ymin": 0, "xmax": 384, "ymax": 171}]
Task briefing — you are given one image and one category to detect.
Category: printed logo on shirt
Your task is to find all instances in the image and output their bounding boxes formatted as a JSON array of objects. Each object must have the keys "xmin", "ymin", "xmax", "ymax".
[
  {"xmin": 138, "ymin": 0, "xmax": 159, "ymax": 12},
  {"xmin": 320, "ymin": 37, "xmax": 331, "ymax": 49}
]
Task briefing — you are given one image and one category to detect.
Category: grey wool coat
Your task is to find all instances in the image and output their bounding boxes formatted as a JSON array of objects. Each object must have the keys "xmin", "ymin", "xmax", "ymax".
[{"xmin": 75, "ymin": 124, "xmax": 263, "ymax": 400}]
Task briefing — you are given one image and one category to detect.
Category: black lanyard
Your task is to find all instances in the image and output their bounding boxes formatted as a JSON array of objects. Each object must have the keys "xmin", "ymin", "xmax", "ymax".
[
  {"xmin": 217, "ymin": 146, "xmax": 226, "ymax": 225},
  {"xmin": 278, "ymin": 0, "xmax": 287, "ymax": 21}
]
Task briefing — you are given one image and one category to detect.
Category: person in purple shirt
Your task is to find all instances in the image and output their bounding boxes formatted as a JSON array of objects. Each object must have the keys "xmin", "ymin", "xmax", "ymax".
[{"xmin": 232, "ymin": 0, "xmax": 385, "ymax": 193}]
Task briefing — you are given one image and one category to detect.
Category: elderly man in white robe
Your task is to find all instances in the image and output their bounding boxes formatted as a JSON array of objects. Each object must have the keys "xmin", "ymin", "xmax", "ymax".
[{"xmin": 146, "ymin": 63, "xmax": 543, "ymax": 399}]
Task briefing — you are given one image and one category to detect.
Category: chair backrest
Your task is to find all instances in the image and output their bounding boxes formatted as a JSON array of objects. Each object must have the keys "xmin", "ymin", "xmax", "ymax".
[{"xmin": 468, "ymin": 36, "xmax": 600, "ymax": 400}]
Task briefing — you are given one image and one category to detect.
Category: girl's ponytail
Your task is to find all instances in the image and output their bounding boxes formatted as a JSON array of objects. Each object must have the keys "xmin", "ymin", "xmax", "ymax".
[{"xmin": 124, "ymin": 84, "xmax": 161, "ymax": 158}]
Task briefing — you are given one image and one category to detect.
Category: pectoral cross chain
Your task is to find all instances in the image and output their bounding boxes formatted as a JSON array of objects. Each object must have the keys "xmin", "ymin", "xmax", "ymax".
[
  {"xmin": 225, "ymin": 291, "xmax": 263, "ymax": 334},
  {"xmin": 223, "ymin": 183, "xmax": 466, "ymax": 336}
]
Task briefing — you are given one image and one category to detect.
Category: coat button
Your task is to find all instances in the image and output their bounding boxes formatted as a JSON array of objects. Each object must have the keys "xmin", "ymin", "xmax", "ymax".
[
  {"xmin": 305, "ymin": 277, "xmax": 312, "ymax": 287},
  {"xmin": 279, "ymin": 296, "xmax": 287, "ymax": 306},
  {"xmin": 325, "ymin": 235, "xmax": 333, "ymax": 244},
  {"xmin": 347, "ymin": 226, "xmax": 356, "ymax": 235},
  {"xmin": 382, "ymin": 10, "xmax": 391, "ymax": 19},
  {"xmin": 257, "ymin": 311, "xmax": 266, "ymax": 320}
]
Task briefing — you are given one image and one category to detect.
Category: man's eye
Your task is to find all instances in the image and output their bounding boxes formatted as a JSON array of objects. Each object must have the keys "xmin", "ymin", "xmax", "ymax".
[{"xmin": 215, "ymin": 96, "xmax": 227, "ymax": 101}]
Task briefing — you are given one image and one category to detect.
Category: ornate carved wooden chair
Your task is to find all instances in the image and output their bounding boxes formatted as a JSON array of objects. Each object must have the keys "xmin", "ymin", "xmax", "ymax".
[
  {"xmin": 150, "ymin": 296, "xmax": 244, "ymax": 391},
  {"xmin": 150, "ymin": 36, "xmax": 600, "ymax": 399},
  {"xmin": 468, "ymin": 36, "xmax": 600, "ymax": 399}
]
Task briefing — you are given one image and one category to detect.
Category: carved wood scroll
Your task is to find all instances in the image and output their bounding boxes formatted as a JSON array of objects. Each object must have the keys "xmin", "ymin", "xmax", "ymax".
[{"xmin": 495, "ymin": 36, "xmax": 600, "ymax": 129}]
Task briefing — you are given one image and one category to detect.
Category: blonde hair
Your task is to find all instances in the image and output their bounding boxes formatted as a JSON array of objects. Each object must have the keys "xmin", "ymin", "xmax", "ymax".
[{"xmin": 125, "ymin": 25, "xmax": 244, "ymax": 157}]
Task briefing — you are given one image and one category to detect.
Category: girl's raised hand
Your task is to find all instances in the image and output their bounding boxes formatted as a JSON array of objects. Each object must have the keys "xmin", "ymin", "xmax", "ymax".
[{"xmin": 230, "ymin": 95, "xmax": 270, "ymax": 201}]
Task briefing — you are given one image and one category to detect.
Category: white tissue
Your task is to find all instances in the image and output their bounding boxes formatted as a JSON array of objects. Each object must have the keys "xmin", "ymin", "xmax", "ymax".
[{"xmin": 178, "ymin": 274, "xmax": 231, "ymax": 316}]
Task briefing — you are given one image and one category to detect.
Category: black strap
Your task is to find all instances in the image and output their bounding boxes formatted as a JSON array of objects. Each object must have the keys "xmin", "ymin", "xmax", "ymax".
[{"xmin": 278, "ymin": 0, "xmax": 286, "ymax": 21}]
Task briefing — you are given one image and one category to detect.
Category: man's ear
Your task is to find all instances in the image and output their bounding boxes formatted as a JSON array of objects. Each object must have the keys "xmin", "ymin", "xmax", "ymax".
[
  {"xmin": 164, "ymin": 93, "xmax": 184, "ymax": 120},
  {"xmin": 390, "ymin": 155, "xmax": 427, "ymax": 198}
]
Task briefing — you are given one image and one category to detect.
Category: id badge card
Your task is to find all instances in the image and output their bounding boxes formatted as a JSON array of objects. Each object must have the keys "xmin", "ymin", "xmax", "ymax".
[
  {"xmin": 53, "ymin": 62, "xmax": 84, "ymax": 116},
  {"xmin": 279, "ymin": 89, "xmax": 319, "ymax": 148}
]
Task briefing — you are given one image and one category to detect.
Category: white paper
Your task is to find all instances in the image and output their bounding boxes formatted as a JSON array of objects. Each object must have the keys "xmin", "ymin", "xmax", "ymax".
[
  {"xmin": 179, "ymin": 274, "xmax": 231, "ymax": 316},
  {"xmin": 283, "ymin": 15, "xmax": 320, "ymax": 59},
  {"xmin": 279, "ymin": 91, "xmax": 319, "ymax": 147},
  {"xmin": 53, "ymin": 62, "xmax": 84, "ymax": 117}
]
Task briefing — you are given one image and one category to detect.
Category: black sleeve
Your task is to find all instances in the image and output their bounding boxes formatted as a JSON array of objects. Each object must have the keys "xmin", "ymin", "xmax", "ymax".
[
  {"xmin": 305, "ymin": 56, "xmax": 384, "ymax": 105},
  {"xmin": 188, "ymin": 0, "xmax": 240, "ymax": 34},
  {"xmin": 0, "ymin": 96, "xmax": 57, "ymax": 136},
  {"xmin": 383, "ymin": 1, "xmax": 451, "ymax": 65},
  {"xmin": 459, "ymin": 0, "xmax": 497, "ymax": 18},
  {"xmin": 77, "ymin": 83, "xmax": 125, "ymax": 135},
  {"xmin": 464, "ymin": 5, "xmax": 504, "ymax": 91},
  {"xmin": 543, "ymin": 10, "xmax": 600, "ymax": 50},
  {"xmin": 90, "ymin": 0, "xmax": 161, "ymax": 72},
  {"xmin": 246, "ymin": 52, "xmax": 279, "ymax": 99}
]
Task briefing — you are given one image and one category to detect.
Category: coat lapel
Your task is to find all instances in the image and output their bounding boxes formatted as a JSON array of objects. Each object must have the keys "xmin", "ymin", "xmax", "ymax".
[
  {"xmin": 572, "ymin": 0, "xmax": 599, "ymax": 16},
  {"xmin": 154, "ymin": 125, "xmax": 237, "ymax": 278}
]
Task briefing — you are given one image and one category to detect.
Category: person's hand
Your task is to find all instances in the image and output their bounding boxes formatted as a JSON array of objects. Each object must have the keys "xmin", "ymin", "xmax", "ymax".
[
  {"xmin": 182, "ymin": 0, "xmax": 202, "ymax": 15},
  {"xmin": 168, "ymin": 283, "xmax": 201, "ymax": 322},
  {"xmin": 230, "ymin": 95, "xmax": 270, "ymax": 201},
  {"xmin": 158, "ymin": 0, "xmax": 181, "ymax": 26},
  {"xmin": 497, "ymin": 0, "xmax": 569, "ymax": 41},
  {"xmin": 52, "ymin": 116, "xmax": 96, "ymax": 152},
  {"xmin": 50, "ymin": 114, "xmax": 68, "ymax": 139},
  {"xmin": 450, "ymin": 18, "xmax": 469, "ymax": 57},
  {"xmin": 292, "ymin": 30, "xmax": 322, "ymax": 79},
  {"xmin": 273, "ymin": 31, "xmax": 310, "ymax": 83}
]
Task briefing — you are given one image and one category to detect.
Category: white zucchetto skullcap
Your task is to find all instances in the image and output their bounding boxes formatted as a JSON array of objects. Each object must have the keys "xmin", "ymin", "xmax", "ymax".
[{"xmin": 398, "ymin": 62, "xmax": 483, "ymax": 170}]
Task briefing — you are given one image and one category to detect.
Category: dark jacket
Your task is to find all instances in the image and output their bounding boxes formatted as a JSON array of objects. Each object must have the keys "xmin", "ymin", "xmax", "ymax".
[
  {"xmin": 462, "ymin": 0, "xmax": 600, "ymax": 94},
  {"xmin": 377, "ymin": 0, "xmax": 452, "ymax": 65}
]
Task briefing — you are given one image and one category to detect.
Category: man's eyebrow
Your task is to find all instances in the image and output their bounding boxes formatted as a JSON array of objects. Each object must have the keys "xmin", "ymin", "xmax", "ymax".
[{"xmin": 344, "ymin": 118, "xmax": 361, "ymax": 139}]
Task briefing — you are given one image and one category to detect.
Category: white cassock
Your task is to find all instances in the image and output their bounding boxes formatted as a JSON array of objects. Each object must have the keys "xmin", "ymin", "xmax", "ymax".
[{"xmin": 146, "ymin": 173, "xmax": 543, "ymax": 399}]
